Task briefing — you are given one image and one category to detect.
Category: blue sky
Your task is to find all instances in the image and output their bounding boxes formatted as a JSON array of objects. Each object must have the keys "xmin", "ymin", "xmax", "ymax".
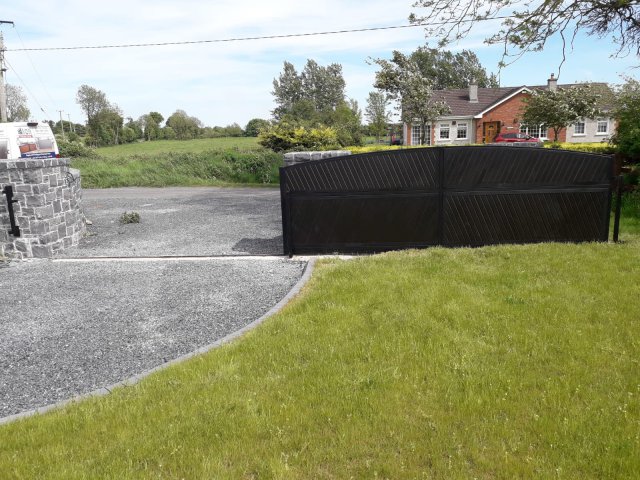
[{"xmin": 2, "ymin": 0, "xmax": 637, "ymax": 128}]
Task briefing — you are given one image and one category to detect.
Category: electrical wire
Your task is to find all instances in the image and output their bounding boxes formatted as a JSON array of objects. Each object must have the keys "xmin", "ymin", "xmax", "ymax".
[
  {"xmin": 4, "ymin": 57, "xmax": 51, "ymax": 119},
  {"xmin": 12, "ymin": 25, "xmax": 59, "ymax": 112},
  {"xmin": 5, "ymin": 18, "xmax": 514, "ymax": 52}
]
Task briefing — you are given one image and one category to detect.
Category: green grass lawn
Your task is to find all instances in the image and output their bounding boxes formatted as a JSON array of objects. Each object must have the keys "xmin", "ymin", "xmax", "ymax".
[
  {"xmin": 1, "ymin": 214, "xmax": 638, "ymax": 478},
  {"xmin": 96, "ymin": 137, "xmax": 261, "ymax": 158}
]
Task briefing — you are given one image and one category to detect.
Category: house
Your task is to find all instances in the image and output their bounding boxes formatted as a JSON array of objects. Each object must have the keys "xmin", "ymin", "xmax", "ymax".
[{"xmin": 403, "ymin": 75, "xmax": 614, "ymax": 146}]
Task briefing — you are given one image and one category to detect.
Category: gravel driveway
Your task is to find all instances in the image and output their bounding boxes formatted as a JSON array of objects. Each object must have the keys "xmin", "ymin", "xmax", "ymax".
[
  {"xmin": 62, "ymin": 187, "xmax": 284, "ymax": 257},
  {"xmin": 0, "ymin": 187, "xmax": 309, "ymax": 420}
]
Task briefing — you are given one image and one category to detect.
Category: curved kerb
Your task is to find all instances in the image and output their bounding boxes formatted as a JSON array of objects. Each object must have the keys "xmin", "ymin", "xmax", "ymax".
[{"xmin": 0, "ymin": 258, "xmax": 316, "ymax": 426}]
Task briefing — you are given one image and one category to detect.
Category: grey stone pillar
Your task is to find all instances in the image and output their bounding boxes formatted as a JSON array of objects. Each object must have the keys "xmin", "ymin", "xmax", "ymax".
[{"xmin": 0, "ymin": 158, "xmax": 86, "ymax": 259}]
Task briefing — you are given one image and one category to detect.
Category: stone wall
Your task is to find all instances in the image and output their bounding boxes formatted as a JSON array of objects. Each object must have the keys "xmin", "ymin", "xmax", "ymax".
[
  {"xmin": 0, "ymin": 158, "xmax": 86, "ymax": 259},
  {"xmin": 283, "ymin": 150, "xmax": 351, "ymax": 167}
]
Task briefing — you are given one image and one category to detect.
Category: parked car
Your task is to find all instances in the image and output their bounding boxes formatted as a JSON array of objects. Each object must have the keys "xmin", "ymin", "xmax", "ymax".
[{"xmin": 493, "ymin": 132, "xmax": 541, "ymax": 143}]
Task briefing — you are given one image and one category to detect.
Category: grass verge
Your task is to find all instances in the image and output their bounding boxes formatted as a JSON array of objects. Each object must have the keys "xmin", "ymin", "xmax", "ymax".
[
  {"xmin": 72, "ymin": 149, "xmax": 282, "ymax": 188},
  {"xmin": 95, "ymin": 137, "xmax": 262, "ymax": 158},
  {"xmin": 1, "ymin": 227, "xmax": 638, "ymax": 478}
]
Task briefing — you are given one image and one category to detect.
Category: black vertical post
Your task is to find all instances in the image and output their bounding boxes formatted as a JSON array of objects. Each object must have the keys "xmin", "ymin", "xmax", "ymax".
[
  {"xmin": 2, "ymin": 185, "xmax": 21, "ymax": 237},
  {"xmin": 436, "ymin": 147, "xmax": 445, "ymax": 246},
  {"xmin": 279, "ymin": 167, "xmax": 292, "ymax": 256},
  {"xmin": 613, "ymin": 175, "xmax": 623, "ymax": 243}
]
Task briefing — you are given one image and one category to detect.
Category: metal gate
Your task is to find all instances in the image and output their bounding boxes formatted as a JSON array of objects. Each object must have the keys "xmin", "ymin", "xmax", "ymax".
[{"xmin": 279, "ymin": 146, "xmax": 614, "ymax": 255}]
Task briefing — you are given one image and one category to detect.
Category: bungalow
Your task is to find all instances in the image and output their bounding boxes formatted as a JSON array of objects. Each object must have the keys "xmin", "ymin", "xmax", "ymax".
[{"xmin": 403, "ymin": 74, "xmax": 614, "ymax": 146}]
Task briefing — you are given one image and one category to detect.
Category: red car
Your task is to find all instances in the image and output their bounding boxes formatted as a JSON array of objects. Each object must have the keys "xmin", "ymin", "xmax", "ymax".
[{"xmin": 493, "ymin": 132, "xmax": 541, "ymax": 143}]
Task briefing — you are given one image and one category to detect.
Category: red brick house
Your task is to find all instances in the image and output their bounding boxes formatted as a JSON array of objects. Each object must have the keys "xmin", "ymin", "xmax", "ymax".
[{"xmin": 403, "ymin": 75, "xmax": 614, "ymax": 146}]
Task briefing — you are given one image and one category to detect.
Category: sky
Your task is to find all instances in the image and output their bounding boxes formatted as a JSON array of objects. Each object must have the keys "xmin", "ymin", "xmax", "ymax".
[{"xmin": 1, "ymin": 0, "xmax": 638, "ymax": 128}]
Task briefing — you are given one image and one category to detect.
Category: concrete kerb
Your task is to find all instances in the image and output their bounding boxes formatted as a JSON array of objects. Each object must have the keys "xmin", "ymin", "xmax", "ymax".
[{"xmin": 0, "ymin": 258, "xmax": 317, "ymax": 426}]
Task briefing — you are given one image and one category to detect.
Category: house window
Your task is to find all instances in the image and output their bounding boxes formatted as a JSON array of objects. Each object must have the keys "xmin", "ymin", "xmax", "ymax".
[
  {"xmin": 597, "ymin": 119, "xmax": 609, "ymax": 134},
  {"xmin": 411, "ymin": 124, "xmax": 431, "ymax": 145},
  {"xmin": 456, "ymin": 122, "xmax": 468, "ymax": 139},
  {"xmin": 411, "ymin": 124, "xmax": 422, "ymax": 145},
  {"xmin": 574, "ymin": 120, "xmax": 585, "ymax": 135},
  {"xmin": 520, "ymin": 124, "xmax": 547, "ymax": 139},
  {"xmin": 439, "ymin": 123, "xmax": 450, "ymax": 140}
]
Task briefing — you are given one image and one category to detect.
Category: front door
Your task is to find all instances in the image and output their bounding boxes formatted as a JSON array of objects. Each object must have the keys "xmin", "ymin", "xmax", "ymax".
[{"xmin": 483, "ymin": 121, "xmax": 500, "ymax": 143}]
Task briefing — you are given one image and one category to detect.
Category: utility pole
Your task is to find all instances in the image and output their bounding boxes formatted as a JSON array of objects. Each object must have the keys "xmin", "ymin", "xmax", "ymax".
[
  {"xmin": 67, "ymin": 113, "xmax": 74, "ymax": 133},
  {"xmin": 58, "ymin": 109, "xmax": 65, "ymax": 140},
  {"xmin": 0, "ymin": 21, "xmax": 14, "ymax": 123}
]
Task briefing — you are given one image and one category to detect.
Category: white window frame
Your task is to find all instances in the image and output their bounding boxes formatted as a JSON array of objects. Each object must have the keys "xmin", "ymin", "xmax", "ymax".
[
  {"xmin": 596, "ymin": 119, "xmax": 609, "ymax": 135},
  {"xmin": 411, "ymin": 124, "xmax": 422, "ymax": 145},
  {"xmin": 520, "ymin": 123, "xmax": 548, "ymax": 140},
  {"xmin": 456, "ymin": 122, "xmax": 468, "ymax": 140},
  {"xmin": 573, "ymin": 120, "xmax": 585, "ymax": 136},
  {"xmin": 439, "ymin": 123, "xmax": 450, "ymax": 140}
]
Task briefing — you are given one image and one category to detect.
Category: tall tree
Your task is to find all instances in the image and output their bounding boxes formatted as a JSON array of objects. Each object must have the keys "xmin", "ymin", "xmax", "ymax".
[
  {"xmin": 365, "ymin": 91, "xmax": 390, "ymax": 142},
  {"xmin": 6, "ymin": 84, "xmax": 30, "ymax": 122},
  {"xmin": 301, "ymin": 59, "xmax": 346, "ymax": 112},
  {"xmin": 272, "ymin": 61, "xmax": 303, "ymax": 120},
  {"xmin": 410, "ymin": 1, "xmax": 640, "ymax": 68},
  {"xmin": 522, "ymin": 85, "xmax": 601, "ymax": 141},
  {"xmin": 410, "ymin": 47, "xmax": 499, "ymax": 89},
  {"xmin": 271, "ymin": 59, "xmax": 347, "ymax": 121},
  {"xmin": 75, "ymin": 85, "xmax": 109, "ymax": 126},
  {"xmin": 373, "ymin": 52, "xmax": 451, "ymax": 145}
]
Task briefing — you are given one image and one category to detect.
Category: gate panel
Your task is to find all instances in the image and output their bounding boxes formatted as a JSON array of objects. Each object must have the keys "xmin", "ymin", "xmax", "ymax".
[
  {"xmin": 443, "ymin": 146, "xmax": 612, "ymax": 189},
  {"xmin": 289, "ymin": 193, "xmax": 440, "ymax": 253},
  {"xmin": 280, "ymin": 146, "xmax": 614, "ymax": 255},
  {"xmin": 443, "ymin": 190, "xmax": 611, "ymax": 246}
]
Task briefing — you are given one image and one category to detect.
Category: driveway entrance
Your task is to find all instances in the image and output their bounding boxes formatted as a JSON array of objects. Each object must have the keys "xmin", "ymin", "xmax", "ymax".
[{"xmin": 62, "ymin": 187, "xmax": 283, "ymax": 258}]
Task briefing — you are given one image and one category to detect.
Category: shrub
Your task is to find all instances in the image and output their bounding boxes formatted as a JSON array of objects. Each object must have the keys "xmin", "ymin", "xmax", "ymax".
[
  {"xmin": 57, "ymin": 140, "xmax": 98, "ymax": 159},
  {"xmin": 543, "ymin": 142, "xmax": 617, "ymax": 154},
  {"xmin": 258, "ymin": 122, "xmax": 339, "ymax": 152}
]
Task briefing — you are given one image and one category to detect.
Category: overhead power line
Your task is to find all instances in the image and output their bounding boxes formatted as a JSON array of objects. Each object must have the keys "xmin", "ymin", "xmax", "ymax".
[{"xmin": 6, "ymin": 18, "xmax": 514, "ymax": 52}]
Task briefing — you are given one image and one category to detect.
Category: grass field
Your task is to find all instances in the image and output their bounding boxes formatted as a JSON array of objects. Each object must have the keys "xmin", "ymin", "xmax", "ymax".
[
  {"xmin": 72, "ymin": 138, "xmax": 279, "ymax": 188},
  {"xmin": 0, "ymin": 209, "xmax": 638, "ymax": 478},
  {"xmin": 95, "ymin": 137, "xmax": 262, "ymax": 158}
]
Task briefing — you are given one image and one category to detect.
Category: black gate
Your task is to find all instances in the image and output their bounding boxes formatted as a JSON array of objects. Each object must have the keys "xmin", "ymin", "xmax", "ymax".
[{"xmin": 279, "ymin": 146, "xmax": 614, "ymax": 255}]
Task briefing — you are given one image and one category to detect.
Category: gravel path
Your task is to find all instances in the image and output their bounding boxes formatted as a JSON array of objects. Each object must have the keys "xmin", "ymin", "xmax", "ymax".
[
  {"xmin": 62, "ymin": 187, "xmax": 283, "ymax": 257},
  {"xmin": 0, "ymin": 257, "xmax": 307, "ymax": 419}
]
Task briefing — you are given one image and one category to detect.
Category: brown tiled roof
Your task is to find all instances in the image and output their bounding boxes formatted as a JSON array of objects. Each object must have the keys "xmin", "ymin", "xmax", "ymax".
[
  {"xmin": 436, "ymin": 82, "xmax": 613, "ymax": 116},
  {"xmin": 432, "ymin": 87, "xmax": 524, "ymax": 117}
]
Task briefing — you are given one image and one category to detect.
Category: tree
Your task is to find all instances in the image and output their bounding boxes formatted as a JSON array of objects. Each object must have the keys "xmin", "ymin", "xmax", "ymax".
[
  {"xmin": 165, "ymin": 110, "xmax": 202, "ymax": 140},
  {"xmin": 272, "ymin": 61, "xmax": 304, "ymax": 120},
  {"xmin": 6, "ymin": 84, "xmax": 30, "ymax": 121},
  {"xmin": 611, "ymin": 77, "xmax": 640, "ymax": 160},
  {"xmin": 92, "ymin": 105, "xmax": 124, "ymax": 145},
  {"xmin": 76, "ymin": 85, "xmax": 109, "ymax": 125},
  {"xmin": 410, "ymin": 1, "xmax": 640, "ymax": 68},
  {"xmin": 139, "ymin": 111, "xmax": 164, "ymax": 140},
  {"xmin": 300, "ymin": 59, "xmax": 346, "ymax": 112},
  {"xmin": 272, "ymin": 59, "xmax": 347, "ymax": 121},
  {"xmin": 244, "ymin": 118, "xmax": 271, "ymax": 137},
  {"xmin": 373, "ymin": 52, "xmax": 450, "ymax": 145},
  {"xmin": 522, "ymin": 85, "xmax": 601, "ymax": 141},
  {"xmin": 410, "ymin": 48, "xmax": 499, "ymax": 89},
  {"xmin": 365, "ymin": 91, "xmax": 391, "ymax": 142}
]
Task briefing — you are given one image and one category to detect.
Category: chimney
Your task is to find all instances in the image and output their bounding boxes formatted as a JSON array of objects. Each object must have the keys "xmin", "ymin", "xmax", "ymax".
[
  {"xmin": 469, "ymin": 79, "xmax": 478, "ymax": 103},
  {"xmin": 547, "ymin": 73, "xmax": 558, "ymax": 92}
]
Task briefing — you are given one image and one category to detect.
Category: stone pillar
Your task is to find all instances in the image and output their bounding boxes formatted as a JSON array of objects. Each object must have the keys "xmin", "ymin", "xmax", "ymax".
[
  {"xmin": 0, "ymin": 158, "xmax": 86, "ymax": 259},
  {"xmin": 283, "ymin": 150, "xmax": 351, "ymax": 167}
]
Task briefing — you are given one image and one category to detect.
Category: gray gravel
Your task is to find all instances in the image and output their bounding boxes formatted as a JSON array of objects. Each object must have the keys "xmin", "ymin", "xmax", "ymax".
[
  {"xmin": 0, "ymin": 258, "xmax": 306, "ymax": 418},
  {"xmin": 62, "ymin": 187, "xmax": 283, "ymax": 257}
]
